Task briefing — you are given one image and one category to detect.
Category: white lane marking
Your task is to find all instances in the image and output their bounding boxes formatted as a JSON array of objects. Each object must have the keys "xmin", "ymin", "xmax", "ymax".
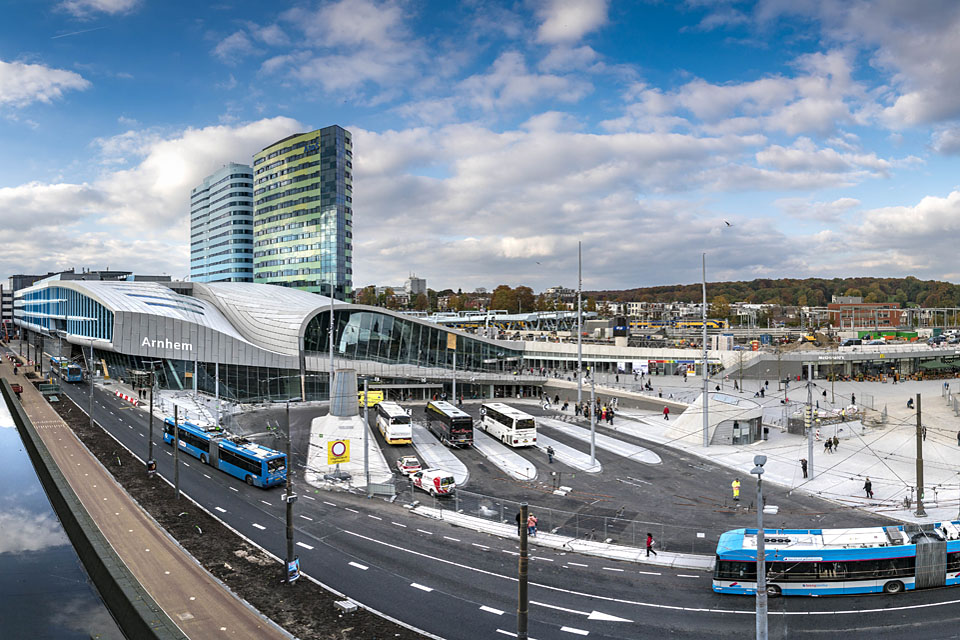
[
  {"xmin": 416, "ymin": 529, "xmax": 433, "ymax": 535},
  {"xmin": 323, "ymin": 501, "xmax": 337, "ymax": 507},
  {"xmin": 260, "ymin": 500, "xmax": 272, "ymax": 506},
  {"xmin": 215, "ymin": 507, "xmax": 226, "ymax": 513},
  {"xmin": 296, "ymin": 542, "xmax": 314, "ymax": 550},
  {"xmin": 229, "ymin": 487, "xmax": 238, "ymax": 492},
  {"xmin": 532, "ymin": 556, "xmax": 554, "ymax": 562},
  {"xmin": 677, "ymin": 574, "xmax": 700, "ymax": 579},
  {"xmin": 299, "ymin": 515, "xmax": 314, "ymax": 521},
  {"xmin": 480, "ymin": 605, "xmax": 505, "ymax": 615},
  {"xmin": 349, "ymin": 562, "xmax": 368, "ymax": 570},
  {"xmin": 472, "ymin": 543, "xmax": 490, "ymax": 549},
  {"xmin": 603, "ymin": 567, "xmax": 624, "ymax": 572},
  {"xmin": 443, "ymin": 536, "xmax": 460, "ymax": 541},
  {"xmin": 560, "ymin": 627, "xmax": 589, "ymax": 636},
  {"xmin": 495, "ymin": 630, "xmax": 535, "ymax": 638},
  {"xmin": 165, "ymin": 451, "xmax": 172, "ymax": 456},
  {"xmin": 532, "ymin": 601, "xmax": 586, "ymax": 616},
  {"xmin": 302, "ymin": 495, "xmax": 315, "ymax": 500},
  {"xmin": 345, "ymin": 508, "xmax": 359, "ymax": 513},
  {"xmin": 567, "ymin": 562, "xmax": 588, "ymax": 567},
  {"xmin": 587, "ymin": 611, "xmax": 632, "ymax": 622},
  {"xmin": 392, "ymin": 522, "xmax": 407, "ymax": 528},
  {"xmin": 368, "ymin": 515, "xmax": 382, "ymax": 520},
  {"xmin": 183, "ymin": 462, "xmax": 190, "ymax": 467},
  {"xmin": 502, "ymin": 550, "xmax": 519, "ymax": 556},
  {"xmin": 203, "ymin": 474, "xmax": 211, "ymax": 479},
  {"xmin": 138, "ymin": 433, "xmax": 144, "ymax": 437},
  {"xmin": 252, "ymin": 523, "xmax": 266, "ymax": 530},
  {"xmin": 410, "ymin": 583, "xmax": 433, "ymax": 592},
  {"xmin": 637, "ymin": 570, "xmax": 662, "ymax": 576}
]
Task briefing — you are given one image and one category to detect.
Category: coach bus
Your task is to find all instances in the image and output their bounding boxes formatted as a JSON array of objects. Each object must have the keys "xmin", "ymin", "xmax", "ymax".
[
  {"xmin": 49, "ymin": 356, "xmax": 83, "ymax": 382},
  {"xmin": 162, "ymin": 419, "xmax": 286, "ymax": 488},
  {"xmin": 479, "ymin": 403, "xmax": 537, "ymax": 447},
  {"xmin": 376, "ymin": 401, "xmax": 412, "ymax": 444},
  {"xmin": 713, "ymin": 522, "xmax": 960, "ymax": 597},
  {"xmin": 424, "ymin": 400, "xmax": 473, "ymax": 448}
]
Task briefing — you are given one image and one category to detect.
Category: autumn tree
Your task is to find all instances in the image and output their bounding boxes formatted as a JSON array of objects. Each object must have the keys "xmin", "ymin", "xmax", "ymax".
[
  {"xmin": 414, "ymin": 293, "xmax": 429, "ymax": 311},
  {"xmin": 490, "ymin": 285, "xmax": 517, "ymax": 313}
]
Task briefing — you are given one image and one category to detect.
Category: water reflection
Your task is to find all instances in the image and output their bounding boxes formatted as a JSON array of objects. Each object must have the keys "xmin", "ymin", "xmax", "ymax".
[{"xmin": 0, "ymin": 394, "xmax": 125, "ymax": 639}]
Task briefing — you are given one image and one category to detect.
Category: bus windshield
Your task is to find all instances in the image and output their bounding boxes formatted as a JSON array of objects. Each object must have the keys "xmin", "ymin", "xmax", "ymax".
[
  {"xmin": 392, "ymin": 415, "xmax": 411, "ymax": 424},
  {"xmin": 451, "ymin": 419, "xmax": 472, "ymax": 433},
  {"xmin": 516, "ymin": 419, "xmax": 535, "ymax": 430},
  {"xmin": 267, "ymin": 458, "xmax": 285, "ymax": 474}
]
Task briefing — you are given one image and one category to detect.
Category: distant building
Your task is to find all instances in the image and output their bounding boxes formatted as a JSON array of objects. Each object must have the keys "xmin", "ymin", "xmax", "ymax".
[
  {"xmin": 253, "ymin": 125, "xmax": 353, "ymax": 301},
  {"xmin": 828, "ymin": 302, "xmax": 901, "ymax": 329},
  {"xmin": 404, "ymin": 275, "xmax": 427, "ymax": 296},
  {"xmin": 190, "ymin": 163, "xmax": 254, "ymax": 283}
]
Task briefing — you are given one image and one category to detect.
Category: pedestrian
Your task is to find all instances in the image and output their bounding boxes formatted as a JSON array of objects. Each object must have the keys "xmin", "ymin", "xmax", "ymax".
[
  {"xmin": 832, "ymin": 435, "xmax": 839, "ymax": 451},
  {"xmin": 663, "ymin": 406, "xmax": 670, "ymax": 420},
  {"xmin": 957, "ymin": 429, "xmax": 960, "ymax": 447},
  {"xmin": 760, "ymin": 387, "xmax": 765, "ymax": 398},
  {"xmin": 715, "ymin": 384, "xmax": 720, "ymax": 392},
  {"xmin": 546, "ymin": 445, "xmax": 555, "ymax": 464},
  {"xmin": 822, "ymin": 389, "xmax": 827, "ymax": 399},
  {"xmin": 734, "ymin": 380, "xmax": 738, "ymax": 391},
  {"xmin": 863, "ymin": 477, "xmax": 873, "ymax": 499},
  {"xmin": 851, "ymin": 393, "xmax": 856, "ymax": 405},
  {"xmin": 608, "ymin": 408, "xmax": 614, "ymax": 425},
  {"xmin": 765, "ymin": 380, "xmax": 769, "ymax": 388},
  {"xmin": 575, "ymin": 403, "xmax": 581, "ymax": 416},
  {"xmin": 615, "ymin": 374, "xmax": 619, "ymax": 383},
  {"xmin": 516, "ymin": 511, "xmax": 523, "ymax": 536},
  {"xmin": 824, "ymin": 439, "xmax": 832, "ymax": 454},
  {"xmin": 800, "ymin": 458, "xmax": 808, "ymax": 479},
  {"xmin": 922, "ymin": 425, "xmax": 927, "ymax": 441},
  {"xmin": 527, "ymin": 513, "xmax": 538, "ymax": 537},
  {"xmin": 646, "ymin": 532, "xmax": 658, "ymax": 557},
  {"xmin": 732, "ymin": 478, "xmax": 741, "ymax": 501}
]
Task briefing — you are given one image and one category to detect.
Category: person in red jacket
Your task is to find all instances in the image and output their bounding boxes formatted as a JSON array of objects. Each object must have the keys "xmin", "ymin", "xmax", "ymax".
[{"xmin": 662, "ymin": 406, "xmax": 670, "ymax": 420}]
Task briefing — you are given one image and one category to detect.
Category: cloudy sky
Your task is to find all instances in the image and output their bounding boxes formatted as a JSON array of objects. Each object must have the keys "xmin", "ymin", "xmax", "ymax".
[{"xmin": 2, "ymin": 0, "xmax": 960, "ymax": 292}]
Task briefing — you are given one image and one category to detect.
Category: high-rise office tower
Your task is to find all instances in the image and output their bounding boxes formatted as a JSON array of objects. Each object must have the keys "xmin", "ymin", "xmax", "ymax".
[
  {"xmin": 252, "ymin": 125, "xmax": 353, "ymax": 301},
  {"xmin": 189, "ymin": 163, "xmax": 255, "ymax": 282}
]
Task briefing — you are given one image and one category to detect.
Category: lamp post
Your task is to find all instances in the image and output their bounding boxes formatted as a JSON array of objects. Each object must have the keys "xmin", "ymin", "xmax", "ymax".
[
  {"xmin": 143, "ymin": 359, "xmax": 162, "ymax": 477},
  {"xmin": 750, "ymin": 454, "xmax": 768, "ymax": 640},
  {"xmin": 284, "ymin": 397, "xmax": 301, "ymax": 583},
  {"xmin": 702, "ymin": 253, "xmax": 709, "ymax": 447},
  {"xmin": 577, "ymin": 241, "xmax": 582, "ymax": 405}
]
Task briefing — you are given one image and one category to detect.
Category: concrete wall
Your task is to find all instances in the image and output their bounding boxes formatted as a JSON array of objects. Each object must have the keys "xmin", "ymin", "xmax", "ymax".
[{"xmin": 0, "ymin": 379, "xmax": 185, "ymax": 640}]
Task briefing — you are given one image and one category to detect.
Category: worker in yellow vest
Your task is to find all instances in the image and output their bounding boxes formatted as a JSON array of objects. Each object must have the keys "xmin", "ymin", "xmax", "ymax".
[{"xmin": 732, "ymin": 477, "xmax": 741, "ymax": 501}]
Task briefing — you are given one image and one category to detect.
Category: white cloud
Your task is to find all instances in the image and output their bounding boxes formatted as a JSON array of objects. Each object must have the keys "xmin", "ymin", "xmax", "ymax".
[
  {"xmin": 213, "ymin": 32, "xmax": 259, "ymax": 63},
  {"xmin": 459, "ymin": 51, "xmax": 591, "ymax": 110},
  {"xmin": 931, "ymin": 128, "xmax": 960, "ymax": 155},
  {"xmin": 775, "ymin": 196, "xmax": 860, "ymax": 221},
  {"xmin": 535, "ymin": 0, "xmax": 609, "ymax": 44},
  {"xmin": 0, "ymin": 509, "xmax": 68, "ymax": 553},
  {"xmin": 538, "ymin": 45, "xmax": 599, "ymax": 72},
  {"xmin": 0, "ymin": 59, "xmax": 90, "ymax": 108},
  {"xmin": 756, "ymin": 138, "xmax": 890, "ymax": 175},
  {"xmin": 249, "ymin": 24, "xmax": 289, "ymax": 47},
  {"xmin": 59, "ymin": 0, "xmax": 139, "ymax": 17}
]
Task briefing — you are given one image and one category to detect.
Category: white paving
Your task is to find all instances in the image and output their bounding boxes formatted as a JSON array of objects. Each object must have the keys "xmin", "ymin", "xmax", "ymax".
[
  {"xmin": 411, "ymin": 423, "xmax": 470, "ymax": 486},
  {"xmin": 538, "ymin": 417, "xmax": 662, "ymax": 465},
  {"xmin": 535, "ymin": 433, "xmax": 601, "ymax": 473},
  {"xmin": 472, "ymin": 429, "xmax": 537, "ymax": 481}
]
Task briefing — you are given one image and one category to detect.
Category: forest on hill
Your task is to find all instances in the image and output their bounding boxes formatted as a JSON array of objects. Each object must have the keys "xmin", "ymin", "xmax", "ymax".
[{"xmin": 588, "ymin": 277, "xmax": 960, "ymax": 308}]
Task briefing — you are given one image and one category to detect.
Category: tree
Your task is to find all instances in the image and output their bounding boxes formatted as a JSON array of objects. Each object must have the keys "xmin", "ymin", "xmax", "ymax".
[
  {"xmin": 710, "ymin": 295, "xmax": 730, "ymax": 319},
  {"xmin": 357, "ymin": 286, "xmax": 377, "ymax": 306},
  {"xmin": 586, "ymin": 296, "xmax": 597, "ymax": 312},
  {"xmin": 383, "ymin": 287, "xmax": 397, "ymax": 309},
  {"xmin": 490, "ymin": 285, "xmax": 517, "ymax": 313},
  {"xmin": 515, "ymin": 286, "xmax": 535, "ymax": 314},
  {"xmin": 448, "ymin": 294, "xmax": 465, "ymax": 311},
  {"xmin": 414, "ymin": 293, "xmax": 429, "ymax": 311}
]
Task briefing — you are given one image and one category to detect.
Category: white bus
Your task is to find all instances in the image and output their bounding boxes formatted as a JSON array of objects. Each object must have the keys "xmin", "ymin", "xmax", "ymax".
[
  {"xmin": 479, "ymin": 403, "xmax": 537, "ymax": 447},
  {"xmin": 376, "ymin": 401, "xmax": 412, "ymax": 445}
]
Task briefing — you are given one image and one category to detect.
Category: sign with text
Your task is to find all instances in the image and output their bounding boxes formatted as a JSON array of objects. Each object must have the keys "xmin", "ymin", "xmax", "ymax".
[
  {"xmin": 327, "ymin": 439, "xmax": 350, "ymax": 465},
  {"xmin": 447, "ymin": 333, "xmax": 457, "ymax": 350}
]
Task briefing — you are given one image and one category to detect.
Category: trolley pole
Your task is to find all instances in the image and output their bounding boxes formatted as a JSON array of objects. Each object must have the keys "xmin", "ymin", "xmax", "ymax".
[
  {"xmin": 589, "ymin": 374, "xmax": 596, "ymax": 466},
  {"xmin": 751, "ymin": 455, "xmax": 768, "ymax": 640},
  {"xmin": 702, "ymin": 253, "xmax": 709, "ymax": 447},
  {"xmin": 363, "ymin": 378, "xmax": 370, "ymax": 496},
  {"xmin": 577, "ymin": 241, "xmax": 583, "ymax": 406},
  {"xmin": 916, "ymin": 393, "xmax": 926, "ymax": 517},
  {"xmin": 147, "ymin": 371, "xmax": 155, "ymax": 476},
  {"xmin": 285, "ymin": 399, "xmax": 296, "ymax": 583},
  {"xmin": 806, "ymin": 363, "xmax": 814, "ymax": 480},
  {"xmin": 173, "ymin": 405, "xmax": 180, "ymax": 499},
  {"xmin": 88, "ymin": 343, "xmax": 94, "ymax": 433},
  {"xmin": 517, "ymin": 502, "xmax": 529, "ymax": 640}
]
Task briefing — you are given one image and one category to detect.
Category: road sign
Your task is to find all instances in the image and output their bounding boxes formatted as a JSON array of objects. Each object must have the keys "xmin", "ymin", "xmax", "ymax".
[{"xmin": 328, "ymin": 439, "xmax": 350, "ymax": 465}]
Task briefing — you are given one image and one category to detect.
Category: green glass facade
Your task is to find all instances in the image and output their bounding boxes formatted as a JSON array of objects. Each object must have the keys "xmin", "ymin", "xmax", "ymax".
[{"xmin": 252, "ymin": 125, "xmax": 353, "ymax": 301}]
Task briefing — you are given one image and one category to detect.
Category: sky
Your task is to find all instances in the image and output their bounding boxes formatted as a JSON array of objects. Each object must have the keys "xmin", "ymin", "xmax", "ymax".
[{"xmin": 2, "ymin": 0, "xmax": 960, "ymax": 293}]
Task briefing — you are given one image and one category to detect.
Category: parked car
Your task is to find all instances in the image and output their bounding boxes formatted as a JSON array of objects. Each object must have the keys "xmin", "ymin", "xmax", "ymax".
[
  {"xmin": 411, "ymin": 468, "xmax": 456, "ymax": 496},
  {"xmin": 396, "ymin": 455, "xmax": 422, "ymax": 476}
]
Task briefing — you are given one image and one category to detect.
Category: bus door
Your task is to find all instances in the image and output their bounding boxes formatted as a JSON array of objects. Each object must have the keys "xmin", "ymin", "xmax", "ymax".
[
  {"xmin": 915, "ymin": 536, "xmax": 947, "ymax": 589},
  {"xmin": 208, "ymin": 437, "xmax": 221, "ymax": 467}
]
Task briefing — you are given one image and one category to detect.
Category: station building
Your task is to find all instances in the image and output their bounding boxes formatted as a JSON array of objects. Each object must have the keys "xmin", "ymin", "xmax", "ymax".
[{"xmin": 14, "ymin": 279, "xmax": 525, "ymax": 402}]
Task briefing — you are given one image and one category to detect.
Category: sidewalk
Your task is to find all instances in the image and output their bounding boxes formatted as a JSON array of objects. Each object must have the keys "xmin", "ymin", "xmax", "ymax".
[
  {"xmin": 1, "ymin": 349, "xmax": 290, "ymax": 640},
  {"xmin": 410, "ymin": 505, "xmax": 715, "ymax": 571}
]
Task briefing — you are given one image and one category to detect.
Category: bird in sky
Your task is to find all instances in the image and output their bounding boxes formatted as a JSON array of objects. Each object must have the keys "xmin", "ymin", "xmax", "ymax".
[{"xmin": 724, "ymin": 220, "xmax": 733, "ymax": 227}]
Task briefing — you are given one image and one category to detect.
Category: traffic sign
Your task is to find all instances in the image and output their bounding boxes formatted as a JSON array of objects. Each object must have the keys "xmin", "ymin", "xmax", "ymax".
[{"xmin": 327, "ymin": 439, "xmax": 350, "ymax": 465}]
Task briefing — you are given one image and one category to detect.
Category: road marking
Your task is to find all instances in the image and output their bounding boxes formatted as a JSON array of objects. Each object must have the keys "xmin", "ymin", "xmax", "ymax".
[
  {"xmin": 472, "ymin": 543, "xmax": 490, "ymax": 549},
  {"xmin": 296, "ymin": 542, "xmax": 314, "ymax": 550},
  {"xmin": 260, "ymin": 500, "xmax": 272, "ymax": 506},
  {"xmin": 302, "ymin": 495, "xmax": 316, "ymax": 500},
  {"xmin": 183, "ymin": 462, "xmax": 190, "ymax": 467},
  {"xmin": 165, "ymin": 451, "xmax": 172, "ymax": 456},
  {"xmin": 533, "ymin": 601, "xmax": 585, "ymax": 615},
  {"xmin": 203, "ymin": 474, "xmax": 211, "ymax": 479},
  {"xmin": 480, "ymin": 605, "xmax": 505, "ymax": 615},
  {"xmin": 323, "ymin": 501, "xmax": 337, "ymax": 507},
  {"xmin": 345, "ymin": 508, "xmax": 359, "ymax": 513},
  {"xmin": 532, "ymin": 556, "xmax": 554, "ymax": 562},
  {"xmin": 587, "ymin": 611, "xmax": 632, "ymax": 622},
  {"xmin": 368, "ymin": 514, "xmax": 382, "ymax": 520},
  {"xmin": 677, "ymin": 574, "xmax": 699, "ymax": 579},
  {"xmin": 410, "ymin": 583, "xmax": 433, "ymax": 592},
  {"xmin": 392, "ymin": 522, "xmax": 407, "ymax": 528},
  {"xmin": 560, "ymin": 627, "xmax": 589, "ymax": 636},
  {"xmin": 215, "ymin": 507, "xmax": 226, "ymax": 513},
  {"xmin": 299, "ymin": 515, "xmax": 314, "ymax": 521},
  {"xmin": 443, "ymin": 536, "xmax": 460, "ymax": 541},
  {"xmin": 138, "ymin": 433, "xmax": 144, "ymax": 437},
  {"xmin": 252, "ymin": 523, "xmax": 266, "ymax": 530},
  {"xmin": 348, "ymin": 561, "xmax": 368, "ymax": 570},
  {"xmin": 495, "ymin": 630, "xmax": 537, "ymax": 638},
  {"xmin": 567, "ymin": 562, "xmax": 588, "ymax": 567},
  {"xmin": 637, "ymin": 570, "xmax": 662, "ymax": 576},
  {"xmin": 502, "ymin": 550, "xmax": 519, "ymax": 556},
  {"xmin": 229, "ymin": 487, "xmax": 238, "ymax": 492},
  {"xmin": 603, "ymin": 567, "xmax": 624, "ymax": 572},
  {"xmin": 416, "ymin": 529, "xmax": 433, "ymax": 535}
]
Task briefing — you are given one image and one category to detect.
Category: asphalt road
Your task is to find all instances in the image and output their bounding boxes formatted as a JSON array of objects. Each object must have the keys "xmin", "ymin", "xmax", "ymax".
[{"xmin": 49, "ymin": 379, "xmax": 960, "ymax": 639}]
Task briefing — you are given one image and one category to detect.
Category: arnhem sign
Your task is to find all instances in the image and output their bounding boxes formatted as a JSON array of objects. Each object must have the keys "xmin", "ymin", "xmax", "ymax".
[{"xmin": 141, "ymin": 337, "xmax": 194, "ymax": 351}]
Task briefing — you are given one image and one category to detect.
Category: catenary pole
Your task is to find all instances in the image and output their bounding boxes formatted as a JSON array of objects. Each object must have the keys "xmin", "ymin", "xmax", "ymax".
[
  {"xmin": 702, "ymin": 253, "xmax": 709, "ymax": 447},
  {"xmin": 916, "ymin": 393, "xmax": 926, "ymax": 517},
  {"xmin": 173, "ymin": 405, "xmax": 180, "ymax": 499},
  {"xmin": 364, "ymin": 378, "xmax": 370, "ymax": 496},
  {"xmin": 517, "ymin": 502, "xmax": 529, "ymax": 639},
  {"xmin": 285, "ymin": 399, "xmax": 295, "ymax": 582},
  {"xmin": 148, "ymin": 371, "xmax": 154, "ymax": 473},
  {"xmin": 807, "ymin": 363, "xmax": 814, "ymax": 480},
  {"xmin": 589, "ymin": 373, "xmax": 596, "ymax": 466},
  {"xmin": 577, "ymin": 241, "xmax": 582, "ymax": 405},
  {"xmin": 89, "ymin": 342, "xmax": 94, "ymax": 433},
  {"xmin": 755, "ymin": 465, "xmax": 768, "ymax": 640}
]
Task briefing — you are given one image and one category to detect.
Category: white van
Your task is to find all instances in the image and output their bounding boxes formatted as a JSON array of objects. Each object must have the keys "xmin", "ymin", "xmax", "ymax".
[{"xmin": 411, "ymin": 468, "xmax": 456, "ymax": 496}]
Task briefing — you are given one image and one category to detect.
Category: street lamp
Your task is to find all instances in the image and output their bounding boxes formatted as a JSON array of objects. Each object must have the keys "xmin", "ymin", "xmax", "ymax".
[
  {"xmin": 143, "ymin": 359, "xmax": 163, "ymax": 477},
  {"xmin": 750, "ymin": 454, "xmax": 768, "ymax": 640},
  {"xmin": 282, "ymin": 396, "xmax": 301, "ymax": 584}
]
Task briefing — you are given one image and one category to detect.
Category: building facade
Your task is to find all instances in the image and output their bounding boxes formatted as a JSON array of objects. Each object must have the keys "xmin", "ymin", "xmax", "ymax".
[
  {"xmin": 404, "ymin": 275, "xmax": 426, "ymax": 296},
  {"xmin": 252, "ymin": 126, "xmax": 353, "ymax": 301},
  {"xmin": 827, "ymin": 302, "xmax": 901, "ymax": 329},
  {"xmin": 189, "ymin": 163, "xmax": 254, "ymax": 283}
]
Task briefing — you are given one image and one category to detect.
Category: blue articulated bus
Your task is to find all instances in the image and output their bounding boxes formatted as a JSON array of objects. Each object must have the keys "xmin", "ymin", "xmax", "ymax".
[
  {"xmin": 49, "ymin": 356, "xmax": 83, "ymax": 382},
  {"xmin": 714, "ymin": 523, "xmax": 960, "ymax": 597},
  {"xmin": 162, "ymin": 419, "xmax": 286, "ymax": 488}
]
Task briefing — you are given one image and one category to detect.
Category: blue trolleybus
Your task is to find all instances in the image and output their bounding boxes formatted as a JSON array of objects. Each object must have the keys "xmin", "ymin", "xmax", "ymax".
[
  {"xmin": 714, "ymin": 523, "xmax": 960, "ymax": 597},
  {"xmin": 49, "ymin": 356, "xmax": 83, "ymax": 382},
  {"xmin": 162, "ymin": 419, "xmax": 286, "ymax": 488}
]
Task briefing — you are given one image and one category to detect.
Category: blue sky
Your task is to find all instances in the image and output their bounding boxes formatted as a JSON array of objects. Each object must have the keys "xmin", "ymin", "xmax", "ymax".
[{"xmin": 3, "ymin": 0, "xmax": 960, "ymax": 292}]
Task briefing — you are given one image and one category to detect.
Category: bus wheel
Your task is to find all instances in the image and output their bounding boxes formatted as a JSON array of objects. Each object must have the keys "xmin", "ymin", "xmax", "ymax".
[
  {"xmin": 200, "ymin": 454, "xmax": 207, "ymax": 465},
  {"xmin": 766, "ymin": 585, "xmax": 781, "ymax": 598},
  {"xmin": 883, "ymin": 581, "xmax": 904, "ymax": 594},
  {"xmin": 245, "ymin": 475, "xmax": 254, "ymax": 486}
]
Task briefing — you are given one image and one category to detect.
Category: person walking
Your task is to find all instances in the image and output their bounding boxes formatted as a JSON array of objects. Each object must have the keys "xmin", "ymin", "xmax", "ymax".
[
  {"xmin": 732, "ymin": 478, "xmax": 741, "ymax": 501},
  {"xmin": 516, "ymin": 511, "xmax": 523, "ymax": 536},
  {"xmin": 863, "ymin": 477, "xmax": 873, "ymax": 499},
  {"xmin": 546, "ymin": 445, "xmax": 555, "ymax": 464},
  {"xmin": 646, "ymin": 532, "xmax": 658, "ymax": 557},
  {"xmin": 922, "ymin": 425, "xmax": 927, "ymax": 441},
  {"xmin": 851, "ymin": 392, "xmax": 856, "ymax": 405},
  {"xmin": 527, "ymin": 513, "xmax": 538, "ymax": 538},
  {"xmin": 608, "ymin": 408, "xmax": 614, "ymax": 425},
  {"xmin": 800, "ymin": 458, "xmax": 808, "ymax": 478},
  {"xmin": 832, "ymin": 435, "xmax": 839, "ymax": 451},
  {"xmin": 662, "ymin": 405, "xmax": 670, "ymax": 420},
  {"xmin": 824, "ymin": 439, "xmax": 832, "ymax": 454}
]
